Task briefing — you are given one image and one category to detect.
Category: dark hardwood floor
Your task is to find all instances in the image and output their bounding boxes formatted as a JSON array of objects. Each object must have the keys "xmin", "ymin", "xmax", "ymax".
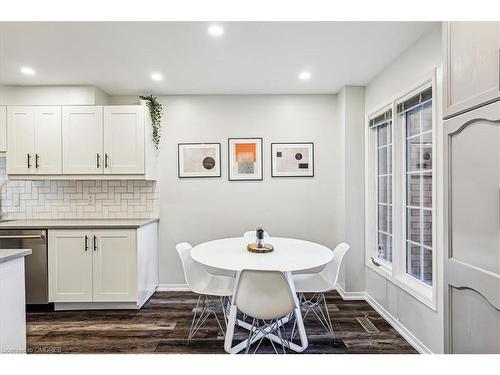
[{"xmin": 26, "ymin": 291, "xmax": 418, "ymax": 354}]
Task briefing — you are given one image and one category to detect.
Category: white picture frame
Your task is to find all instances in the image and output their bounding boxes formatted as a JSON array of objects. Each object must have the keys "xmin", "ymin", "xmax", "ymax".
[
  {"xmin": 228, "ymin": 138, "xmax": 263, "ymax": 181},
  {"xmin": 271, "ymin": 142, "xmax": 314, "ymax": 177},
  {"xmin": 178, "ymin": 143, "xmax": 221, "ymax": 178}
]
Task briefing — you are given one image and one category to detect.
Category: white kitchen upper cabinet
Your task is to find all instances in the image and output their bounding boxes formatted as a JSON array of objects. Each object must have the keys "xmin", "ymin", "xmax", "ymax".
[
  {"xmin": 104, "ymin": 106, "xmax": 145, "ymax": 174},
  {"xmin": 443, "ymin": 22, "xmax": 500, "ymax": 118},
  {"xmin": 92, "ymin": 229, "xmax": 137, "ymax": 302},
  {"xmin": 7, "ymin": 106, "xmax": 35, "ymax": 174},
  {"xmin": 34, "ymin": 106, "xmax": 62, "ymax": 174},
  {"xmin": 7, "ymin": 106, "xmax": 62, "ymax": 175},
  {"xmin": 6, "ymin": 104, "xmax": 157, "ymax": 180},
  {"xmin": 48, "ymin": 230, "xmax": 93, "ymax": 303},
  {"xmin": 62, "ymin": 106, "xmax": 103, "ymax": 174},
  {"xmin": 0, "ymin": 106, "xmax": 6, "ymax": 152}
]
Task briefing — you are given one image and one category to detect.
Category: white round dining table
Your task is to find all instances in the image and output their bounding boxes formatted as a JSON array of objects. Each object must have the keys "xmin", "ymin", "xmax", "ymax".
[
  {"xmin": 190, "ymin": 236, "xmax": 333, "ymax": 273},
  {"xmin": 191, "ymin": 236, "xmax": 333, "ymax": 354}
]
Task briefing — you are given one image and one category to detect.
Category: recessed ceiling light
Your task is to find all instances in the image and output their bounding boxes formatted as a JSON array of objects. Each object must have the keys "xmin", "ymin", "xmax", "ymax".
[
  {"xmin": 151, "ymin": 73, "xmax": 163, "ymax": 81},
  {"xmin": 208, "ymin": 25, "xmax": 224, "ymax": 37},
  {"xmin": 20, "ymin": 66, "xmax": 35, "ymax": 75},
  {"xmin": 299, "ymin": 71, "xmax": 311, "ymax": 81}
]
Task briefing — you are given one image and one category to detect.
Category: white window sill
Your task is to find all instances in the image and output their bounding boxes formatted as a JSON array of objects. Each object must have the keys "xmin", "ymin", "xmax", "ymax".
[{"xmin": 365, "ymin": 259, "xmax": 436, "ymax": 311}]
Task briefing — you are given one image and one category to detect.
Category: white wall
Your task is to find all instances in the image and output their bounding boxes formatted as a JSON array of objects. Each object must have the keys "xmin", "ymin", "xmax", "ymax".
[
  {"xmin": 335, "ymin": 86, "xmax": 366, "ymax": 292},
  {"xmin": 142, "ymin": 95, "xmax": 343, "ymax": 285},
  {"xmin": 364, "ymin": 24, "xmax": 444, "ymax": 353},
  {"xmin": 0, "ymin": 85, "xmax": 109, "ymax": 105}
]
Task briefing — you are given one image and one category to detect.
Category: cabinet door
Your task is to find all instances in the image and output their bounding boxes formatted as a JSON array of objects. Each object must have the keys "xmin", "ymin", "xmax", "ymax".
[
  {"xmin": 34, "ymin": 106, "xmax": 62, "ymax": 174},
  {"xmin": 62, "ymin": 106, "xmax": 103, "ymax": 174},
  {"xmin": 6, "ymin": 106, "xmax": 34, "ymax": 174},
  {"xmin": 92, "ymin": 229, "xmax": 137, "ymax": 302},
  {"xmin": 103, "ymin": 106, "xmax": 144, "ymax": 174},
  {"xmin": 48, "ymin": 230, "xmax": 93, "ymax": 303},
  {"xmin": 444, "ymin": 22, "xmax": 500, "ymax": 118},
  {"xmin": 444, "ymin": 101, "xmax": 500, "ymax": 353},
  {"xmin": 0, "ymin": 106, "xmax": 6, "ymax": 152}
]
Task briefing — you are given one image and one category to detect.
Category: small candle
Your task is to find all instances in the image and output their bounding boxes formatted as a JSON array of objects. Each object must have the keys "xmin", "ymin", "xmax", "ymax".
[{"xmin": 256, "ymin": 228, "xmax": 264, "ymax": 248}]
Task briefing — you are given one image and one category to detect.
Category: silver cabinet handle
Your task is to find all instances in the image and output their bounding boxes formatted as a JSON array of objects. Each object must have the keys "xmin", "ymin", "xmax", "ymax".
[
  {"xmin": 93, "ymin": 235, "xmax": 97, "ymax": 251},
  {"xmin": 35, "ymin": 154, "xmax": 39, "ymax": 168},
  {"xmin": 96, "ymin": 153, "xmax": 101, "ymax": 168},
  {"xmin": 0, "ymin": 234, "xmax": 45, "ymax": 240},
  {"xmin": 84, "ymin": 235, "xmax": 89, "ymax": 251},
  {"xmin": 105, "ymin": 153, "xmax": 109, "ymax": 168},
  {"xmin": 27, "ymin": 153, "xmax": 31, "ymax": 168}
]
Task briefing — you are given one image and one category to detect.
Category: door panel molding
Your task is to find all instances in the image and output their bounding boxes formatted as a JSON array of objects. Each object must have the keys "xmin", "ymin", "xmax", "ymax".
[{"xmin": 444, "ymin": 102, "xmax": 500, "ymax": 353}]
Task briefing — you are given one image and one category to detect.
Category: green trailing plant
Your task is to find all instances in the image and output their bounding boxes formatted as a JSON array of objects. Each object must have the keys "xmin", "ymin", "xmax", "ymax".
[{"xmin": 140, "ymin": 95, "xmax": 163, "ymax": 149}]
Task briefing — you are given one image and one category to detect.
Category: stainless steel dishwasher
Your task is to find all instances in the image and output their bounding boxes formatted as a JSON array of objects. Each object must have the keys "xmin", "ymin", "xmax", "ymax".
[{"xmin": 0, "ymin": 229, "xmax": 48, "ymax": 305}]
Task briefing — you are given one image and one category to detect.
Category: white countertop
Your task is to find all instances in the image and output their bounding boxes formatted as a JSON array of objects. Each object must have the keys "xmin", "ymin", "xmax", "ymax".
[
  {"xmin": 0, "ymin": 218, "xmax": 159, "ymax": 229},
  {"xmin": 0, "ymin": 249, "xmax": 32, "ymax": 264}
]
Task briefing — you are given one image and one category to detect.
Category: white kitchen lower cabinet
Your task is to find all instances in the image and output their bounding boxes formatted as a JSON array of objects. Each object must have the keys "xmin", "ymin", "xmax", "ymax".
[
  {"xmin": 48, "ymin": 230, "xmax": 93, "ymax": 302},
  {"xmin": 48, "ymin": 222, "xmax": 158, "ymax": 310},
  {"xmin": 92, "ymin": 229, "xmax": 137, "ymax": 302}
]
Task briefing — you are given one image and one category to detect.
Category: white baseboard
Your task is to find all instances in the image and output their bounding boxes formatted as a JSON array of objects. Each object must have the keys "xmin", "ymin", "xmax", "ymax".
[
  {"xmin": 156, "ymin": 283, "xmax": 190, "ymax": 291},
  {"xmin": 336, "ymin": 284, "xmax": 432, "ymax": 354},
  {"xmin": 335, "ymin": 284, "xmax": 367, "ymax": 300},
  {"xmin": 365, "ymin": 294, "xmax": 433, "ymax": 354}
]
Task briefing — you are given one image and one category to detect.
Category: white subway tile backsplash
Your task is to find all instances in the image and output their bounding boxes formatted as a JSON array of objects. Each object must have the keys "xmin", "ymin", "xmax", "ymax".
[{"xmin": 0, "ymin": 157, "xmax": 159, "ymax": 220}]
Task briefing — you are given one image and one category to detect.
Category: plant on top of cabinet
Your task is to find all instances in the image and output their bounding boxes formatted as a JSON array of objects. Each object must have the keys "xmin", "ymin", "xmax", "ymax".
[{"xmin": 139, "ymin": 95, "xmax": 163, "ymax": 149}]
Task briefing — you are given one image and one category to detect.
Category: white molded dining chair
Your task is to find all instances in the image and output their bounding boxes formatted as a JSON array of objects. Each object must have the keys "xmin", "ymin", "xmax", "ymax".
[
  {"xmin": 242, "ymin": 230, "xmax": 270, "ymax": 241},
  {"xmin": 292, "ymin": 242, "xmax": 350, "ymax": 339},
  {"xmin": 224, "ymin": 270, "xmax": 308, "ymax": 354},
  {"xmin": 176, "ymin": 242, "xmax": 235, "ymax": 344}
]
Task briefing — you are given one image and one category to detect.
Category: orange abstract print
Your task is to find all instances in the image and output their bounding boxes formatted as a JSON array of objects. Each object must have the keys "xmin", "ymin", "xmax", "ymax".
[{"xmin": 235, "ymin": 143, "xmax": 256, "ymax": 163}]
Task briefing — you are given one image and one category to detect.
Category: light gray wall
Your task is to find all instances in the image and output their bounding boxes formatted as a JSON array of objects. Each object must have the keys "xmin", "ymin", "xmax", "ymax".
[
  {"xmin": 0, "ymin": 85, "xmax": 109, "ymax": 105},
  {"xmin": 108, "ymin": 93, "xmax": 348, "ymax": 285},
  {"xmin": 334, "ymin": 86, "xmax": 366, "ymax": 292},
  {"xmin": 152, "ymin": 95, "xmax": 343, "ymax": 284},
  {"xmin": 364, "ymin": 24, "xmax": 444, "ymax": 353},
  {"xmin": 343, "ymin": 86, "xmax": 366, "ymax": 292}
]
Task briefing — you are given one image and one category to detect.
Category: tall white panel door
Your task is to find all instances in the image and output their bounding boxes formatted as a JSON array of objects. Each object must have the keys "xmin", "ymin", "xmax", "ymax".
[
  {"xmin": 62, "ymin": 106, "xmax": 103, "ymax": 174},
  {"xmin": 0, "ymin": 106, "xmax": 6, "ymax": 152},
  {"xmin": 34, "ymin": 106, "xmax": 62, "ymax": 174},
  {"xmin": 92, "ymin": 230, "xmax": 137, "ymax": 302},
  {"xmin": 443, "ymin": 22, "xmax": 500, "ymax": 118},
  {"xmin": 6, "ymin": 106, "xmax": 35, "ymax": 174},
  {"xmin": 48, "ymin": 230, "xmax": 93, "ymax": 303},
  {"xmin": 103, "ymin": 106, "xmax": 145, "ymax": 174},
  {"xmin": 444, "ymin": 101, "xmax": 500, "ymax": 353}
]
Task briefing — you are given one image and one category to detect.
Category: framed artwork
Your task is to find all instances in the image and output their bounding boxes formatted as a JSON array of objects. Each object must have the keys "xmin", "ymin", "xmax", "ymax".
[
  {"xmin": 271, "ymin": 142, "xmax": 314, "ymax": 177},
  {"xmin": 178, "ymin": 143, "xmax": 221, "ymax": 178},
  {"xmin": 228, "ymin": 138, "xmax": 263, "ymax": 181}
]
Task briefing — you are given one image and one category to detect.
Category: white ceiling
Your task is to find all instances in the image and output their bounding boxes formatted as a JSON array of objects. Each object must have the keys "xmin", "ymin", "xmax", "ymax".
[{"xmin": 0, "ymin": 22, "xmax": 437, "ymax": 95}]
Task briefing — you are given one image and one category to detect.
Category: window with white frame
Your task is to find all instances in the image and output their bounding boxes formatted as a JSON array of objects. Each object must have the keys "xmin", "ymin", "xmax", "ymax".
[
  {"xmin": 398, "ymin": 87, "xmax": 433, "ymax": 285},
  {"xmin": 367, "ymin": 83, "xmax": 435, "ymax": 302},
  {"xmin": 369, "ymin": 109, "xmax": 393, "ymax": 265}
]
